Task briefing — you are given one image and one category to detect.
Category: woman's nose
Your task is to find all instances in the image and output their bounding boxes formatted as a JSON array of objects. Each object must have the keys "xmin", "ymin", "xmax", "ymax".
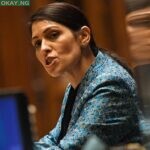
[{"xmin": 40, "ymin": 39, "xmax": 51, "ymax": 54}]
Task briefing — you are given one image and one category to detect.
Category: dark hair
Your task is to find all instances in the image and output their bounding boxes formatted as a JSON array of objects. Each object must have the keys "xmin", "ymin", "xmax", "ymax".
[{"xmin": 28, "ymin": 2, "xmax": 98, "ymax": 55}]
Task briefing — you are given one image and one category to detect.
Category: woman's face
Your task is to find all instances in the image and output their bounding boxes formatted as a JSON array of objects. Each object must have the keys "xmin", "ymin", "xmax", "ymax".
[{"xmin": 31, "ymin": 20, "xmax": 83, "ymax": 77}]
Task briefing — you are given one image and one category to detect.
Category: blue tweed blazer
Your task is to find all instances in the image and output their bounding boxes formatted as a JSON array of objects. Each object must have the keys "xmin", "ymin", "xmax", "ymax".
[{"xmin": 34, "ymin": 51, "xmax": 142, "ymax": 150}]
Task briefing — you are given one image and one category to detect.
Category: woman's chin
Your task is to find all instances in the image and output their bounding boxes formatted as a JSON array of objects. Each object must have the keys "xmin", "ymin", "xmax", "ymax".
[{"xmin": 47, "ymin": 71, "xmax": 62, "ymax": 78}]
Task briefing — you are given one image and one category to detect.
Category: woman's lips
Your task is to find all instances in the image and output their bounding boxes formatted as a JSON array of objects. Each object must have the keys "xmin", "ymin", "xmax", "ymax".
[
  {"xmin": 46, "ymin": 57, "xmax": 52, "ymax": 65},
  {"xmin": 45, "ymin": 57, "xmax": 57, "ymax": 67}
]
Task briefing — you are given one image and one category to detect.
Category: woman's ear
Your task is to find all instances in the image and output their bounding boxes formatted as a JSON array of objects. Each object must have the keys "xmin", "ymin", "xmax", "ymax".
[{"xmin": 78, "ymin": 26, "xmax": 91, "ymax": 47}]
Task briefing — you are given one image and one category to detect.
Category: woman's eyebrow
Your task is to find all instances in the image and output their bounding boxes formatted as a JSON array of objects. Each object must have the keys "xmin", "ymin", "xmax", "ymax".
[
  {"xmin": 43, "ymin": 26, "xmax": 59, "ymax": 34},
  {"xmin": 32, "ymin": 26, "xmax": 60, "ymax": 42}
]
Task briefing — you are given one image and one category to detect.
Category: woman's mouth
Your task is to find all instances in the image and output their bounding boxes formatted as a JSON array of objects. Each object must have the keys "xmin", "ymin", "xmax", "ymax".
[{"xmin": 45, "ymin": 57, "xmax": 57, "ymax": 67}]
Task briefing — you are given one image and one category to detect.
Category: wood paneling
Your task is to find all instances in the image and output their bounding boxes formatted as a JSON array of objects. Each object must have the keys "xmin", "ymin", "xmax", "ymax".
[{"xmin": 82, "ymin": 0, "xmax": 131, "ymax": 64}]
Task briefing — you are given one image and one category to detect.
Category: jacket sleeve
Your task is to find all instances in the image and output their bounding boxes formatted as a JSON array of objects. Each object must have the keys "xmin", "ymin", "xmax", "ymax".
[
  {"xmin": 34, "ymin": 79, "xmax": 141, "ymax": 150},
  {"xmin": 34, "ymin": 115, "xmax": 62, "ymax": 150}
]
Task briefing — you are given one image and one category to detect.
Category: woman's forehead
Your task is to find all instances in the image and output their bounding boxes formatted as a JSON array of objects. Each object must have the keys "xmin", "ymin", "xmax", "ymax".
[{"xmin": 31, "ymin": 20, "xmax": 77, "ymax": 39}]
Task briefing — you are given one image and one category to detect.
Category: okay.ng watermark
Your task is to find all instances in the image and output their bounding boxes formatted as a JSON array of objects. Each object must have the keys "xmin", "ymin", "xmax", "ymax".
[{"xmin": 0, "ymin": 0, "xmax": 30, "ymax": 6}]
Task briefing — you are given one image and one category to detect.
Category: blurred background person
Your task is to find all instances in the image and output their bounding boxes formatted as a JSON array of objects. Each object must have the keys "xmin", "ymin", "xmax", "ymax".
[
  {"xmin": 125, "ymin": 0, "xmax": 150, "ymax": 118},
  {"xmin": 125, "ymin": 0, "xmax": 150, "ymax": 67},
  {"xmin": 125, "ymin": 0, "xmax": 150, "ymax": 149}
]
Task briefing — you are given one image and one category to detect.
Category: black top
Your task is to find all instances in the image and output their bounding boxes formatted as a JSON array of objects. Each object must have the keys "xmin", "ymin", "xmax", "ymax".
[{"xmin": 58, "ymin": 86, "xmax": 79, "ymax": 142}]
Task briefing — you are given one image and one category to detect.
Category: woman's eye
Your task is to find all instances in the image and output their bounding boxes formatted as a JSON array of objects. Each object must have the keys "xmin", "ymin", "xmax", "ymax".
[
  {"xmin": 34, "ymin": 40, "xmax": 41, "ymax": 49},
  {"xmin": 46, "ymin": 31, "xmax": 60, "ymax": 40}
]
